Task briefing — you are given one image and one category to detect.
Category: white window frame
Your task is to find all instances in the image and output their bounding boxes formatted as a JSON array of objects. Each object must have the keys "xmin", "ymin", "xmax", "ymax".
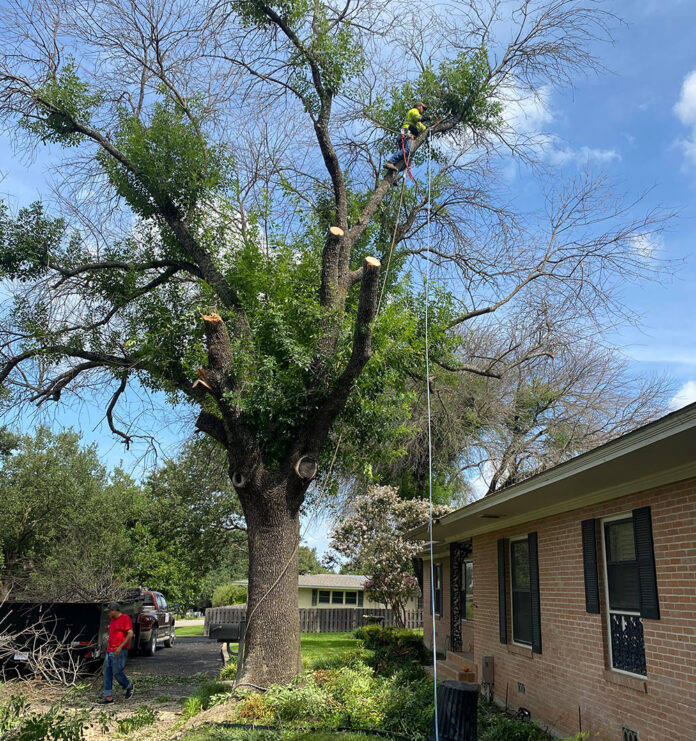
[
  {"xmin": 601, "ymin": 512, "xmax": 645, "ymax": 678},
  {"xmin": 318, "ymin": 590, "xmax": 331, "ymax": 604},
  {"xmin": 509, "ymin": 535, "xmax": 532, "ymax": 648},
  {"xmin": 332, "ymin": 591, "xmax": 344, "ymax": 604}
]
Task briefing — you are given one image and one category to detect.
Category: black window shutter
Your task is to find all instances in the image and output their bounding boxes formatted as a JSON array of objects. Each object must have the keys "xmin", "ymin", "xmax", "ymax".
[
  {"xmin": 312, "ymin": 589, "xmax": 317, "ymax": 606},
  {"xmin": 581, "ymin": 519, "xmax": 600, "ymax": 614},
  {"xmin": 358, "ymin": 590, "xmax": 364, "ymax": 607},
  {"xmin": 497, "ymin": 538, "xmax": 508, "ymax": 644},
  {"xmin": 632, "ymin": 506, "xmax": 660, "ymax": 620},
  {"xmin": 528, "ymin": 531, "xmax": 542, "ymax": 654}
]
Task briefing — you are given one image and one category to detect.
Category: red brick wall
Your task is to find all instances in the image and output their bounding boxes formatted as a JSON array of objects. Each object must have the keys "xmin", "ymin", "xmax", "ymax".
[{"xmin": 470, "ymin": 478, "xmax": 696, "ymax": 740}]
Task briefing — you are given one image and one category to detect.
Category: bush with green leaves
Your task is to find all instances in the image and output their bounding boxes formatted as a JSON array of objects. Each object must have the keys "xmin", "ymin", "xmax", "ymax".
[
  {"xmin": 219, "ymin": 655, "xmax": 239, "ymax": 680},
  {"xmin": 212, "ymin": 583, "xmax": 248, "ymax": 607},
  {"xmin": 354, "ymin": 625, "xmax": 428, "ymax": 678},
  {"xmin": 182, "ymin": 680, "xmax": 233, "ymax": 720}
]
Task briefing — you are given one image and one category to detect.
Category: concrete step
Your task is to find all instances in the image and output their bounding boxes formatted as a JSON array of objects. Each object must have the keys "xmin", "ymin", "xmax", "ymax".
[{"xmin": 446, "ymin": 650, "xmax": 474, "ymax": 671}]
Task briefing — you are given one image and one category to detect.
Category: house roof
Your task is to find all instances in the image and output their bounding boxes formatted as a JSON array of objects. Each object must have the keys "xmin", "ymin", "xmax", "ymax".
[
  {"xmin": 232, "ymin": 574, "xmax": 368, "ymax": 590},
  {"xmin": 410, "ymin": 401, "xmax": 696, "ymax": 550}
]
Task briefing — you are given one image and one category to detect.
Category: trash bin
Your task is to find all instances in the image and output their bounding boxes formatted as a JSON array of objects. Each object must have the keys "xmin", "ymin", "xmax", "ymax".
[{"xmin": 428, "ymin": 680, "xmax": 478, "ymax": 741}]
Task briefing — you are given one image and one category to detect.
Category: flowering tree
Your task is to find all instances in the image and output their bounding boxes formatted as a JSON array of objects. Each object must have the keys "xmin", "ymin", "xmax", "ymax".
[{"xmin": 327, "ymin": 486, "xmax": 451, "ymax": 627}]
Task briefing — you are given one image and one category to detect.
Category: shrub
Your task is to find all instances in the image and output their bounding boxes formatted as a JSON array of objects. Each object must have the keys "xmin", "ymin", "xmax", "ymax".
[
  {"xmin": 182, "ymin": 680, "xmax": 233, "ymax": 720},
  {"xmin": 219, "ymin": 656, "xmax": 238, "ymax": 681},
  {"xmin": 354, "ymin": 625, "xmax": 428, "ymax": 677},
  {"xmin": 212, "ymin": 584, "xmax": 247, "ymax": 607},
  {"xmin": 478, "ymin": 713, "xmax": 553, "ymax": 741}
]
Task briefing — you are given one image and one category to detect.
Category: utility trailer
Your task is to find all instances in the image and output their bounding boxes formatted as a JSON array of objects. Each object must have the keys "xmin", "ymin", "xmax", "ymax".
[{"xmin": 0, "ymin": 596, "xmax": 142, "ymax": 678}]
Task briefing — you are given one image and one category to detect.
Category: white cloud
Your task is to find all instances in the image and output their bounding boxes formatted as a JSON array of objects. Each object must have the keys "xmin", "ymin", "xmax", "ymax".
[
  {"xmin": 629, "ymin": 233, "xmax": 663, "ymax": 259},
  {"xmin": 669, "ymin": 380, "xmax": 696, "ymax": 410},
  {"xmin": 546, "ymin": 145, "xmax": 621, "ymax": 167},
  {"xmin": 498, "ymin": 83, "xmax": 620, "ymax": 168},
  {"xmin": 674, "ymin": 69, "xmax": 696, "ymax": 167}
]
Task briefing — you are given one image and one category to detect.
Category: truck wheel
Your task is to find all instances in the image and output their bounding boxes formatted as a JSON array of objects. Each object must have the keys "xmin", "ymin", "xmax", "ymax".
[
  {"xmin": 147, "ymin": 628, "xmax": 158, "ymax": 656},
  {"xmin": 164, "ymin": 626, "xmax": 175, "ymax": 648}
]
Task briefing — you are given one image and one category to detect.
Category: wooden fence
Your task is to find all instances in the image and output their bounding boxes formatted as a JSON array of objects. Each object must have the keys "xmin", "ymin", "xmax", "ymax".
[{"xmin": 205, "ymin": 606, "xmax": 423, "ymax": 635}]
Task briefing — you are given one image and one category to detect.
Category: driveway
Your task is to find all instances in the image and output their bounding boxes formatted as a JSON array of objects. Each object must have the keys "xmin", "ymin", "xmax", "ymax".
[{"xmin": 127, "ymin": 634, "xmax": 220, "ymax": 678}]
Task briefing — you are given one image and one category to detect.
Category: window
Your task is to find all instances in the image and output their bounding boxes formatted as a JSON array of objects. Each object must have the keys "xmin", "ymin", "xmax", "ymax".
[
  {"xmin": 461, "ymin": 561, "xmax": 473, "ymax": 620},
  {"xmin": 318, "ymin": 590, "xmax": 331, "ymax": 604},
  {"xmin": 511, "ymin": 538, "xmax": 532, "ymax": 646},
  {"xmin": 345, "ymin": 591, "xmax": 357, "ymax": 605},
  {"xmin": 602, "ymin": 516, "xmax": 647, "ymax": 676},
  {"xmin": 332, "ymin": 591, "xmax": 344, "ymax": 604},
  {"xmin": 142, "ymin": 593, "xmax": 155, "ymax": 608},
  {"xmin": 433, "ymin": 564, "xmax": 443, "ymax": 616}
]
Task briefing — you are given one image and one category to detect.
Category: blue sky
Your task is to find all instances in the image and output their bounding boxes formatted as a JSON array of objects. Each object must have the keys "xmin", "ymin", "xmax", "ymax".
[{"xmin": 1, "ymin": 1, "xmax": 695, "ymax": 557}]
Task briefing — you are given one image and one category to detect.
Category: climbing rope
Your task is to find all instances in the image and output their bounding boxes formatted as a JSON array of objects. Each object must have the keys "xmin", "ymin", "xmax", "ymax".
[{"xmin": 424, "ymin": 135, "xmax": 440, "ymax": 741}]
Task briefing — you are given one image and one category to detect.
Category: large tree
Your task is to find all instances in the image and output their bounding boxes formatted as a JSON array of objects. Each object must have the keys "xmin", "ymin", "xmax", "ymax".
[{"xmin": 0, "ymin": 1, "xmax": 665, "ymax": 686}]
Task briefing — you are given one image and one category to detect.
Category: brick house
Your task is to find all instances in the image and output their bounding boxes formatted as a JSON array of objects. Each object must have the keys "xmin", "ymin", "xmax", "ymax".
[{"xmin": 412, "ymin": 402, "xmax": 696, "ymax": 740}]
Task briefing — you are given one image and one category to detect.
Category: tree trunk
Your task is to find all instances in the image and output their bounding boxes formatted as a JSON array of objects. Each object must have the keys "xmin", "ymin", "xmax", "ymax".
[{"xmin": 235, "ymin": 470, "xmax": 303, "ymax": 689}]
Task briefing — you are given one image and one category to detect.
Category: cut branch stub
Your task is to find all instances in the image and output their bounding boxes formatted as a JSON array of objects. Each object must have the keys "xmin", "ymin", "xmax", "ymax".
[
  {"xmin": 329, "ymin": 226, "xmax": 344, "ymax": 237},
  {"xmin": 294, "ymin": 455, "xmax": 318, "ymax": 482}
]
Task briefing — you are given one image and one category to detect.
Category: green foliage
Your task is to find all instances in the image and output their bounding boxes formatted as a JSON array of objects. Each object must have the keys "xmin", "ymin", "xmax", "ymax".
[
  {"xmin": 298, "ymin": 545, "xmax": 330, "ymax": 575},
  {"xmin": 116, "ymin": 705, "xmax": 157, "ymax": 735},
  {"xmin": 0, "ymin": 694, "xmax": 108, "ymax": 741},
  {"xmin": 20, "ymin": 61, "xmax": 102, "ymax": 146},
  {"xmin": 231, "ymin": 661, "xmax": 434, "ymax": 739},
  {"xmin": 219, "ymin": 655, "xmax": 238, "ymax": 681},
  {"xmin": 99, "ymin": 97, "xmax": 231, "ymax": 219},
  {"xmin": 182, "ymin": 681, "xmax": 232, "ymax": 720},
  {"xmin": 212, "ymin": 583, "xmax": 248, "ymax": 607},
  {"xmin": 354, "ymin": 626, "xmax": 428, "ymax": 678},
  {"xmin": 366, "ymin": 46, "xmax": 502, "ymax": 158},
  {"xmin": 477, "ymin": 702, "xmax": 553, "ymax": 741}
]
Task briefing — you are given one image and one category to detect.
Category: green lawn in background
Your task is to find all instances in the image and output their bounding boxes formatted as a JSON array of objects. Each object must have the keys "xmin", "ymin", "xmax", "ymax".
[
  {"xmin": 177, "ymin": 624, "xmax": 206, "ymax": 636},
  {"xmin": 180, "ymin": 728, "xmax": 386, "ymax": 741},
  {"xmin": 219, "ymin": 632, "xmax": 360, "ymax": 667}
]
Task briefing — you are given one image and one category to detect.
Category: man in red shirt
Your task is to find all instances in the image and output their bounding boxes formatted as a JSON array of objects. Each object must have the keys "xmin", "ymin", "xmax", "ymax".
[{"xmin": 98, "ymin": 601, "xmax": 135, "ymax": 704}]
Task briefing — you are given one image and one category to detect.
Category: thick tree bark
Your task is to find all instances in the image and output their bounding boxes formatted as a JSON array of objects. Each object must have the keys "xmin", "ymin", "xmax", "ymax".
[{"xmin": 235, "ymin": 469, "xmax": 304, "ymax": 688}]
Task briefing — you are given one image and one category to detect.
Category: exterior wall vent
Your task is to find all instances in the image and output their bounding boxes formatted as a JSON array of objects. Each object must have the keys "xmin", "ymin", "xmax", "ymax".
[{"xmin": 622, "ymin": 727, "xmax": 639, "ymax": 741}]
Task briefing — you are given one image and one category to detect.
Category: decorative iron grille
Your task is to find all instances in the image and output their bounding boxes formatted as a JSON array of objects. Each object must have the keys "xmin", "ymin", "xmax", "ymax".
[
  {"xmin": 610, "ymin": 613, "xmax": 646, "ymax": 676},
  {"xmin": 449, "ymin": 541, "xmax": 471, "ymax": 652}
]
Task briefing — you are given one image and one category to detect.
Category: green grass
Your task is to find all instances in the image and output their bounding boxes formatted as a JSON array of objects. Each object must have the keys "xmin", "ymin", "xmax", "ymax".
[
  {"xmin": 221, "ymin": 633, "xmax": 360, "ymax": 670},
  {"xmin": 177, "ymin": 624, "xmax": 206, "ymax": 636},
  {"xmin": 179, "ymin": 728, "xmax": 387, "ymax": 741}
]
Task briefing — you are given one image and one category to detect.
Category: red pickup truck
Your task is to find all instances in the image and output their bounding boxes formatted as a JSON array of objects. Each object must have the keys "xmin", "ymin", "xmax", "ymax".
[{"xmin": 136, "ymin": 589, "xmax": 176, "ymax": 656}]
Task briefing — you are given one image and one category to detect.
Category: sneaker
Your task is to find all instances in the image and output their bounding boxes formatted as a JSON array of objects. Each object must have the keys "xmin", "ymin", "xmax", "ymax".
[
  {"xmin": 125, "ymin": 682, "xmax": 135, "ymax": 700},
  {"xmin": 97, "ymin": 698, "xmax": 114, "ymax": 705},
  {"xmin": 384, "ymin": 162, "xmax": 398, "ymax": 171}
]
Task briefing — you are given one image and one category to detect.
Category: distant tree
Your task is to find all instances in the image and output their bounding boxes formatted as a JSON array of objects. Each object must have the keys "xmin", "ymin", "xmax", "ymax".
[
  {"xmin": 298, "ymin": 545, "xmax": 330, "ymax": 575},
  {"xmin": 327, "ymin": 486, "xmax": 450, "ymax": 626},
  {"xmin": 129, "ymin": 436, "xmax": 247, "ymax": 610},
  {"xmin": 212, "ymin": 583, "xmax": 247, "ymax": 607},
  {"xmin": 0, "ymin": 427, "xmax": 138, "ymax": 600}
]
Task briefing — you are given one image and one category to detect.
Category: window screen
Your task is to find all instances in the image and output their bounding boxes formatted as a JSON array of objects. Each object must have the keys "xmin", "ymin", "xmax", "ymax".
[
  {"xmin": 332, "ymin": 591, "xmax": 344, "ymax": 604},
  {"xmin": 511, "ymin": 539, "xmax": 532, "ymax": 646},
  {"xmin": 604, "ymin": 519, "xmax": 640, "ymax": 611},
  {"xmin": 345, "ymin": 591, "xmax": 357, "ymax": 605},
  {"xmin": 318, "ymin": 590, "xmax": 331, "ymax": 604}
]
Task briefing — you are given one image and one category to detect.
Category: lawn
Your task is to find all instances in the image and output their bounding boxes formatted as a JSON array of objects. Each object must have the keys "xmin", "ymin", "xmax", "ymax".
[
  {"xmin": 177, "ymin": 624, "xmax": 206, "ymax": 636},
  {"xmin": 217, "ymin": 632, "xmax": 360, "ymax": 668}
]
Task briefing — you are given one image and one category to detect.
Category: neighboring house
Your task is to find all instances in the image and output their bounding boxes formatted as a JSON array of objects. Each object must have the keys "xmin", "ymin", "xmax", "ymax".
[
  {"xmin": 411, "ymin": 402, "xmax": 696, "ymax": 741},
  {"xmin": 233, "ymin": 574, "xmax": 419, "ymax": 611}
]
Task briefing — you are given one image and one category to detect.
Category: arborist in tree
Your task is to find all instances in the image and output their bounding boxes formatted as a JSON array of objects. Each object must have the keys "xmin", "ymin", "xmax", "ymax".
[{"xmin": 384, "ymin": 101, "xmax": 431, "ymax": 172}]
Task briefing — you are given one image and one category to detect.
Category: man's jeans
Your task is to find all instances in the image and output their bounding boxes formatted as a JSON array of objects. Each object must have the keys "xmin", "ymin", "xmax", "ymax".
[
  {"xmin": 388, "ymin": 134, "xmax": 414, "ymax": 166},
  {"xmin": 103, "ymin": 650, "xmax": 131, "ymax": 697}
]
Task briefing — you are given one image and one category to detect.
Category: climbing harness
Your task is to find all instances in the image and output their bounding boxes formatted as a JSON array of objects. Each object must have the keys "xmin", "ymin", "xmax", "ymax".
[{"xmin": 401, "ymin": 134, "xmax": 415, "ymax": 181}]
